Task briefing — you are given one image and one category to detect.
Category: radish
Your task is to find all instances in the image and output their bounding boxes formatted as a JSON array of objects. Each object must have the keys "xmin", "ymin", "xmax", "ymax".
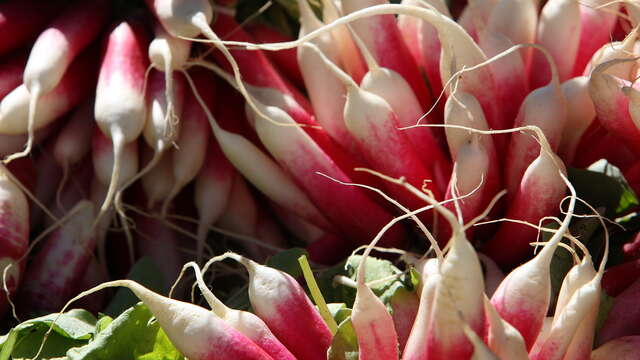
[
  {"xmin": 572, "ymin": 0, "xmax": 621, "ymax": 77},
  {"xmin": 53, "ymin": 99, "xmax": 95, "ymax": 207},
  {"xmin": 589, "ymin": 59, "xmax": 640, "ymax": 154},
  {"xmin": 319, "ymin": 0, "xmax": 367, "ymax": 83},
  {"xmin": 93, "ymin": 18, "xmax": 149, "ymax": 225},
  {"xmin": 397, "ymin": 0, "xmax": 450, "ymax": 112},
  {"xmin": 457, "ymin": 0, "xmax": 498, "ymax": 40},
  {"xmin": 484, "ymin": 148, "xmax": 568, "ymax": 267},
  {"xmin": 602, "ymin": 258, "xmax": 640, "ymax": 297},
  {"xmin": 478, "ymin": 254, "xmax": 504, "ymax": 298},
  {"xmin": 557, "ymin": 76, "xmax": 596, "ymax": 163},
  {"xmin": 247, "ymin": 96, "xmax": 407, "ymax": 249},
  {"xmin": 592, "ymin": 336, "xmax": 640, "ymax": 360},
  {"xmin": 341, "ymin": 0, "xmax": 432, "ymax": 110},
  {"xmin": 12, "ymin": 0, "xmax": 110, "ymax": 162},
  {"xmin": 0, "ymin": 49, "xmax": 28, "ymax": 100},
  {"xmin": 216, "ymin": 174, "xmax": 259, "ymax": 257},
  {"xmin": 305, "ymin": 42, "xmax": 442, "ymax": 211},
  {"xmin": 504, "ymin": 46, "xmax": 566, "ymax": 197},
  {"xmin": 177, "ymin": 261, "xmax": 297, "ymax": 360},
  {"xmin": 489, "ymin": 158, "xmax": 575, "ymax": 350},
  {"xmin": 0, "ymin": 163, "xmax": 29, "ymax": 318},
  {"xmin": 181, "ymin": 69, "xmax": 333, "ymax": 234},
  {"xmin": 140, "ymin": 148, "xmax": 175, "ymax": 210},
  {"xmin": 204, "ymin": 252, "xmax": 333, "ymax": 360},
  {"xmin": 400, "ymin": 179, "xmax": 485, "ymax": 359},
  {"xmin": 0, "ymin": 0, "xmax": 62, "ymax": 56},
  {"xmin": 148, "ymin": 22, "xmax": 192, "ymax": 139},
  {"xmin": 135, "ymin": 214, "xmax": 183, "ymax": 291},
  {"xmin": 583, "ymin": 26, "xmax": 638, "ymax": 80},
  {"xmin": 294, "ymin": 0, "xmax": 355, "ymax": 154},
  {"xmin": 52, "ymin": 279, "xmax": 275, "ymax": 360},
  {"xmin": 487, "ymin": 0, "xmax": 538, "ymax": 68},
  {"xmin": 529, "ymin": 0, "xmax": 580, "ymax": 89},
  {"xmin": 352, "ymin": 28, "xmax": 452, "ymax": 192},
  {"xmin": 18, "ymin": 200, "xmax": 95, "ymax": 314},
  {"xmin": 530, "ymin": 216, "xmax": 608, "ymax": 360},
  {"xmin": 0, "ymin": 49, "xmax": 96, "ymax": 136},
  {"xmin": 482, "ymin": 296, "xmax": 528, "ymax": 360},
  {"xmin": 390, "ymin": 289, "xmax": 420, "ymax": 353},
  {"xmin": 193, "ymin": 140, "xmax": 233, "ymax": 263}
]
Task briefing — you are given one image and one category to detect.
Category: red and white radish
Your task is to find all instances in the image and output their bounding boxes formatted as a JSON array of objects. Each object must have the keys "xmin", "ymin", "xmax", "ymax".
[{"xmin": 93, "ymin": 18, "xmax": 149, "ymax": 223}]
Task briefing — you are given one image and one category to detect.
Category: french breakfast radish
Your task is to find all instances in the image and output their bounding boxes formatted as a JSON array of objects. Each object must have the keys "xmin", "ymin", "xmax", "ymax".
[
  {"xmin": 0, "ymin": 163, "xmax": 29, "ymax": 318},
  {"xmin": 140, "ymin": 148, "xmax": 175, "ymax": 210},
  {"xmin": 14, "ymin": 0, "xmax": 110, "ymax": 162},
  {"xmin": 179, "ymin": 262, "xmax": 296, "ymax": 360},
  {"xmin": 93, "ymin": 18, "xmax": 149, "ymax": 223},
  {"xmin": 0, "ymin": 49, "xmax": 28, "ymax": 100},
  {"xmin": 482, "ymin": 296, "xmax": 528, "ymax": 360},
  {"xmin": 19, "ymin": 200, "xmax": 95, "ymax": 314},
  {"xmin": 205, "ymin": 252, "xmax": 332, "ymax": 360},
  {"xmin": 489, "ymin": 159, "xmax": 575, "ymax": 349},
  {"xmin": 341, "ymin": 0, "xmax": 432, "ymax": 110},
  {"xmin": 557, "ymin": 76, "xmax": 596, "ymax": 163},
  {"xmin": 58, "ymin": 279, "xmax": 275, "ymax": 360},
  {"xmin": 592, "ymin": 336, "xmax": 640, "ymax": 360}
]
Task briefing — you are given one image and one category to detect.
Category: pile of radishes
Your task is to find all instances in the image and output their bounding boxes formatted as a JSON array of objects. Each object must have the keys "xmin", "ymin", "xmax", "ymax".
[{"xmin": 1, "ymin": 0, "xmax": 640, "ymax": 358}]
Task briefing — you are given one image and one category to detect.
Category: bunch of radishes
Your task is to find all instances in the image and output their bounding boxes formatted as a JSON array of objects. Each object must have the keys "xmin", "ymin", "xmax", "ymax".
[{"xmin": 1, "ymin": 0, "xmax": 640, "ymax": 357}]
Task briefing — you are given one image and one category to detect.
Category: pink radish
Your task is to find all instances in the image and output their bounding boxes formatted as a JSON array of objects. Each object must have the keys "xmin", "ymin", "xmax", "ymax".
[
  {"xmin": 504, "ymin": 46, "xmax": 566, "ymax": 197},
  {"xmin": 0, "ymin": 163, "xmax": 29, "ymax": 318},
  {"xmin": 193, "ymin": 141, "xmax": 233, "ymax": 264},
  {"xmin": 93, "ymin": 17, "xmax": 149, "ymax": 226},
  {"xmin": 319, "ymin": 0, "xmax": 367, "ymax": 83},
  {"xmin": 12, "ymin": 0, "xmax": 109, "ymax": 162},
  {"xmin": 529, "ymin": 0, "xmax": 581, "ymax": 89},
  {"xmin": 295, "ymin": 0, "xmax": 355, "ymax": 154},
  {"xmin": 602, "ymin": 258, "xmax": 640, "ymax": 297},
  {"xmin": 246, "ymin": 85, "xmax": 408, "ymax": 249},
  {"xmin": 484, "ymin": 149, "xmax": 567, "ymax": 267},
  {"xmin": 478, "ymin": 254, "xmax": 504, "ymax": 298},
  {"xmin": 53, "ymin": 99, "xmax": 95, "ymax": 206},
  {"xmin": 305, "ymin": 42, "xmax": 442, "ymax": 211},
  {"xmin": 216, "ymin": 174, "xmax": 260, "ymax": 258},
  {"xmin": 74, "ymin": 257, "xmax": 108, "ymax": 315},
  {"xmin": 592, "ymin": 336, "xmax": 640, "ymax": 360},
  {"xmin": 353, "ymin": 27, "xmax": 452, "ymax": 192},
  {"xmin": 583, "ymin": 26, "xmax": 638, "ymax": 80},
  {"xmin": 457, "ymin": 0, "xmax": 498, "ymax": 40},
  {"xmin": 483, "ymin": 296, "xmax": 528, "ymax": 360},
  {"xmin": 557, "ymin": 76, "xmax": 596, "ymax": 163},
  {"xmin": 140, "ymin": 148, "xmax": 175, "ymax": 210},
  {"xmin": 397, "ymin": 0, "xmax": 450, "ymax": 109},
  {"xmin": 0, "ymin": 49, "xmax": 28, "ymax": 100},
  {"xmin": 178, "ymin": 262, "xmax": 297, "ymax": 360},
  {"xmin": 572, "ymin": 0, "xmax": 621, "ymax": 77},
  {"xmin": 341, "ymin": 0, "xmax": 432, "ymax": 110},
  {"xmin": 160, "ymin": 73, "xmax": 210, "ymax": 215},
  {"xmin": 0, "ymin": 49, "xmax": 96, "ymax": 136},
  {"xmin": 204, "ymin": 252, "xmax": 332, "ymax": 360},
  {"xmin": 246, "ymin": 24, "xmax": 305, "ymax": 89},
  {"xmin": 19, "ymin": 200, "xmax": 95, "ymax": 314},
  {"xmin": 182, "ymin": 71, "xmax": 333, "ymax": 233},
  {"xmin": 530, "ymin": 224, "xmax": 608, "ymax": 360},
  {"xmin": 489, "ymin": 156, "xmax": 574, "ymax": 349},
  {"xmin": 400, "ymin": 182, "xmax": 485, "ymax": 360},
  {"xmin": 54, "ymin": 280, "xmax": 275, "ymax": 360},
  {"xmin": 589, "ymin": 59, "xmax": 640, "ymax": 154},
  {"xmin": 0, "ymin": 0, "xmax": 62, "ymax": 56},
  {"xmin": 487, "ymin": 0, "xmax": 538, "ymax": 68},
  {"xmin": 148, "ymin": 23, "xmax": 192, "ymax": 135}
]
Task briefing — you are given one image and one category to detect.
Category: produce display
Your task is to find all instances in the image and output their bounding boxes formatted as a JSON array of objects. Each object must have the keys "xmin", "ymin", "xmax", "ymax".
[{"xmin": 1, "ymin": 0, "xmax": 640, "ymax": 358}]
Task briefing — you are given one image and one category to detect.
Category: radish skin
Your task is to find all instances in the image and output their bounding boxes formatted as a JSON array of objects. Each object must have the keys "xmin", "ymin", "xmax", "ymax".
[
  {"xmin": 208, "ymin": 253, "xmax": 333, "ymax": 360},
  {"xmin": 59, "ymin": 279, "xmax": 275, "ymax": 360},
  {"xmin": 0, "ymin": 0, "xmax": 62, "ymax": 56},
  {"xmin": 557, "ymin": 76, "xmax": 595, "ymax": 163},
  {"xmin": 592, "ymin": 336, "xmax": 640, "ymax": 360},
  {"xmin": 0, "ymin": 163, "xmax": 29, "ymax": 318},
  {"xmin": 94, "ymin": 19, "xmax": 149, "ymax": 223},
  {"xmin": 0, "ymin": 50, "xmax": 28, "ymax": 100}
]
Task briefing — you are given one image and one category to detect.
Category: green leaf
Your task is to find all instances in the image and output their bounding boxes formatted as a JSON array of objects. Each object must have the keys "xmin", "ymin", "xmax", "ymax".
[
  {"xmin": 0, "ymin": 309, "xmax": 96, "ymax": 360},
  {"xmin": 67, "ymin": 303, "xmax": 182, "ymax": 360},
  {"xmin": 136, "ymin": 329, "xmax": 184, "ymax": 360},
  {"xmin": 346, "ymin": 255, "xmax": 409, "ymax": 305},
  {"xmin": 327, "ymin": 319, "xmax": 359, "ymax": 360},
  {"xmin": 104, "ymin": 257, "xmax": 165, "ymax": 317}
]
